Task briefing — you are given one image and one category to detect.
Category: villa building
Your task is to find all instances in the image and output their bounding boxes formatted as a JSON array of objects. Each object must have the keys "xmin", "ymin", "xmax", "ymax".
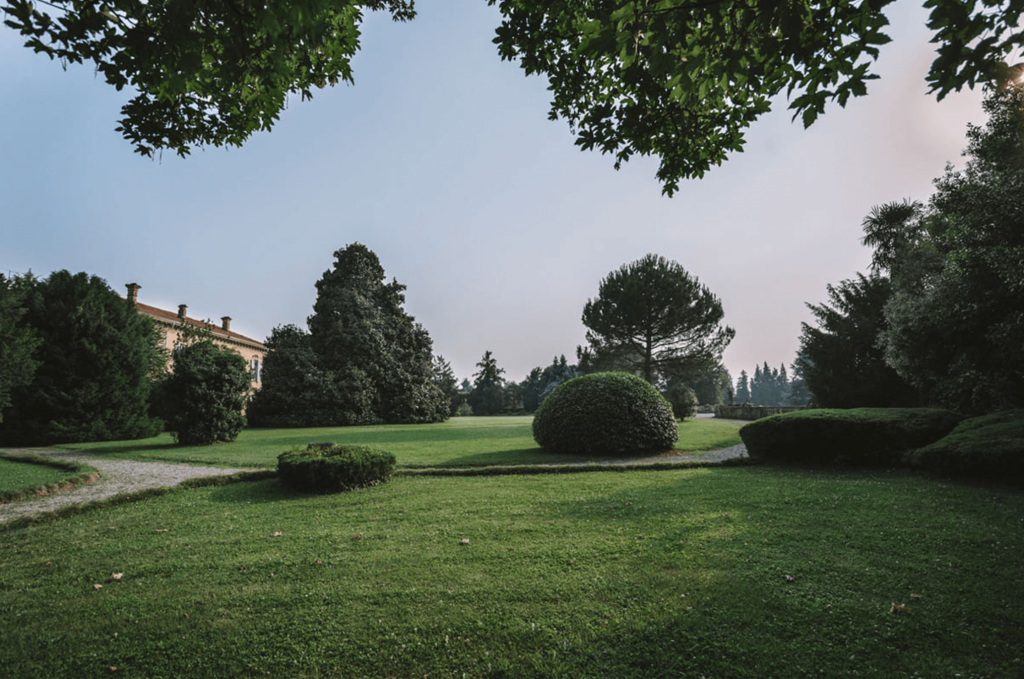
[{"xmin": 125, "ymin": 283, "xmax": 266, "ymax": 389}]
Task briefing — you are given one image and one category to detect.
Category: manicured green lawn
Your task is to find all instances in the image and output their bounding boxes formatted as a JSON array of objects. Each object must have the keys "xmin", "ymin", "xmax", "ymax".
[
  {"xmin": 1, "ymin": 467, "xmax": 1021, "ymax": 678},
  {"xmin": 61, "ymin": 416, "xmax": 744, "ymax": 468},
  {"xmin": 0, "ymin": 458, "xmax": 72, "ymax": 494}
]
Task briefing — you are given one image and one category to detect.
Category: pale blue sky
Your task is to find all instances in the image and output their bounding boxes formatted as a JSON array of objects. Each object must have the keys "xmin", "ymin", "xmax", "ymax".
[{"xmin": 0, "ymin": 1, "xmax": 986, "ymax": 385}]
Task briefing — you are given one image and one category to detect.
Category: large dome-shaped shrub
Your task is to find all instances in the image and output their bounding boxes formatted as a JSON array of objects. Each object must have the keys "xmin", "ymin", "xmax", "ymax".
[{"xmin": 532, "ymin": 372, "xmax": 678, "ymax": 455}]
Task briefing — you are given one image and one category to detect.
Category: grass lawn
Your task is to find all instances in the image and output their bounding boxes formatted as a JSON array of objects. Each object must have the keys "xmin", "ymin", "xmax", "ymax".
[
  {"xmin": 59, "ymin": 416, "xmax": 745, "ymax": 468},
  {"xmin": 1, "ymin": 468, "xmax": 1021, "ymax": 677},
  {"xmin": 0, "ymin": 458, "xmax": 75, "ymax": 494},
  {"xmin": 0, "ymin": 455, "xmax": 98, "ymax": 504}
]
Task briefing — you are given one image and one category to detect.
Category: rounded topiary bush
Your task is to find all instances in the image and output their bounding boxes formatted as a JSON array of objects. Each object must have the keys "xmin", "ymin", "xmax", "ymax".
[
  {"xmin": 532, "ymin": 372, "xmax": 678, "ymax": 455},
  {"xmin": 739, "ymin": 408, "xmax": 963, "ymax": 466},
  {"xmin": 663, "ymin": 382, "xmax": 698, "ymax": 420},
  {"xmin": 277, "ymin": 443, "xmax": 396, "ymax": 493}
]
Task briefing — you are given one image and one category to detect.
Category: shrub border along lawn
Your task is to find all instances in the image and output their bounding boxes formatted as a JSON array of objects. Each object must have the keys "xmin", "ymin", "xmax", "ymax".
[{"xmin": 0, "ymin": 453, "xmax": 100, "ymax": 504}]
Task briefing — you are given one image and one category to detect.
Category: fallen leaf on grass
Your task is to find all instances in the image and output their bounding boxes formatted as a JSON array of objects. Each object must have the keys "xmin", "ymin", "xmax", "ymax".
[
  {"xmin": 890, "ymin": 602, "xmax": 912, "ymax": 614},
  {"xmin": 782, "ymin": 575, "xmax": 796, "ymax": 583},
  {"xmin": 910, "ymin": 594, "xmax": 923, "ymax": 599},
  {"xmin": 315, "ymin": 559, "xmax": 323, "ymax": 565},
  {"xmin": 154, "ymin": 529, "xmax": 168, "ymax": 533},
  {"xmin": 460, "ymin": 539, "xmax": 470, "ymax": 545},
  {"xmin": 110, "ymin": 573, "xmax": 123, "ymax": 581},
  {"xmin": 93, "ymin": 584, "xmax": 103, "ymax": 590},
  {"xmin": 270, "ymin": 532, "xmax": 283, "ymax": 537},
  {"xmin": 351, "ymin": 533, "xmax": 363, "ymax": 539}
]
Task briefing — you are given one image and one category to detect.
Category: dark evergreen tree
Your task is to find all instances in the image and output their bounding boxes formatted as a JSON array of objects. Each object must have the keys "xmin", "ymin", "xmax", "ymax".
[
  {"xmin": 735, "ymin": 370, "xmax": 751, "ymax": 404},
  {"xmin": 246, "ymin": 324, "xmax": 340, "ymax": 427},
  {"xmin": 257, "ymin": 243, "xmax": 448, "ymax": 426},
  {"xmin": 0, "ymin": 274, "xmax": 40, "ymax": 423},
  {"xmin": 431, "ymin": 354, "xmax": 463, "ymax": 418},
  {"xmin": 468, "ymin": 350, "xmax": 505, "ymax": 416},
  {"xmin": 750, "ymin": 364, "xmax": 766, "ymax": 405},
  {"xmin": 163, "ymin": 325, "xmax": 250, "ymax": 445},
  {"xmin": 0, "ymin": 270, "xmax": 163, "ymax": 445},
  {"xmin": 797, "ymin": 273, "xmax": 920, "ymax": 408},
  {"xmin": 521, "ymin": 366, "xmax": 546, "ymax": 412},
  {"xmin": 788, "ymin": 354, "xmax": 813, "ymax": 405}
]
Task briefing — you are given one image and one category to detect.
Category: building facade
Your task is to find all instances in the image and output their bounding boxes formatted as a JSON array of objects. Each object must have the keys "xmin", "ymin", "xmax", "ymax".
[{"xmin": 125, "ymin": 283, "xmax": 266, "ymax": 389}]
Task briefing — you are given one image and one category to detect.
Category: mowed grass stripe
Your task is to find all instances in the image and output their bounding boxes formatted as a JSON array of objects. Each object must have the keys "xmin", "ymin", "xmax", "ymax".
[
  {"xmin": 60, "ymin": 417, "xmax": 744, "ymax": 468},
  {"xmin": 1, "ymin": 467, "xmax": 1022, "ymax": 678}
]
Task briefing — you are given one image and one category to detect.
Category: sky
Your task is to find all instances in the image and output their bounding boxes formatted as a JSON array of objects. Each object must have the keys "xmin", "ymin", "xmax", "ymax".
[{"xmin": 0, "ymin": 1, "xmax": 988, "ymax": 386}]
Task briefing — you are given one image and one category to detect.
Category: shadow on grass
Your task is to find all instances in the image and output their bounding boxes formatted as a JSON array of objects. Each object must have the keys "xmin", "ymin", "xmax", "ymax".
[{"xmin": 400, "ymin": 448, "xmax": 580, "ymax": 468}]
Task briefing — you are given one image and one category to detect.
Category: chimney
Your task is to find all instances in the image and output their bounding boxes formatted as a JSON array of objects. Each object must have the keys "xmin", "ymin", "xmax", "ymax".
[
  {"xmin": 125, "ymin": 283, "xmax": 140, "ymax": 307},
  {"xmin": 221, "ymin": 316, "xmax": 232, "ymax": 332},
  {"xmin": 178, "ymin": 304, "xmax": 188, "ymax": 320}
]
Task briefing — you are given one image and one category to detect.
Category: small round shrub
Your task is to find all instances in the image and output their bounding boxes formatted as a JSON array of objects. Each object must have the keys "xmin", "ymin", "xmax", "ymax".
[
  {"xmin": 532, "ymin": 372, "xmax": 678, "ymax": 455},
  {"xmin": 663, "ymin": 382, "xmax": 698, "ymax": 420},
  {"xmin": 277, "ymin": 443, "xmax": 396, "ymax": 493},
  {"xmin": 739, "ymin": 408, "xmax": 963, "ymax": 466}
]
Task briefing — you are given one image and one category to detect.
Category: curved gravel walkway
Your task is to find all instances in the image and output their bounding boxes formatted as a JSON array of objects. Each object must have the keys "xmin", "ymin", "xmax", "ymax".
[
  {"xmin": 1, "ymin": 432, "xmax": 748, "ymax": 523},
  {"xmin": 0, "ymin": 449, "xmax": 260, "ymax": 524}
]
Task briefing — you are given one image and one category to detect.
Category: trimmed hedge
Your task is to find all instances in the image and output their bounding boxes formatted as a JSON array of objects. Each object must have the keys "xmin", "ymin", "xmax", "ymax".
[
  {"xmin": 905, "ymin": 410, "xmax": 1024, "ymax": 477},
  {"xmin": 739, "ymin": 408, "xmax": 963, "ymax": 466},
  {"xmin": 532, "ymin": 372, "xmax": 678, "ymax": 455},
  {"xmin": 277, "ymin": 443, "xmax": 396, "ymax": 493}
]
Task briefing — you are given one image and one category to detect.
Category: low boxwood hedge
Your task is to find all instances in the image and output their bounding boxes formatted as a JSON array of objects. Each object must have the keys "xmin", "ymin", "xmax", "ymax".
[
  {"xmin": 739, "ymin": 408, "xmax": 963, "ymax": 466},
  {"xmin": 533, "ymin": 372, "xmax": 678, "ymax": 455},
  {"xmin": 905, "ymin": 410, "xmax": 1024, "ymax": 477},
  {"xmin": 277, "ymin": 443, "xmax": 396, "ymax": 493}
]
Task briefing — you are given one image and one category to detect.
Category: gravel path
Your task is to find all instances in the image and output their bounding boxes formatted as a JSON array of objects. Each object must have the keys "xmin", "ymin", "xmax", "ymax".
[
  {"xmin": 1, "ymin": 434, "xmax": 748, "ymax": 523},
  {"xmin": 0, "ymin": 449, "xmax": 260, "ymax": 524}
]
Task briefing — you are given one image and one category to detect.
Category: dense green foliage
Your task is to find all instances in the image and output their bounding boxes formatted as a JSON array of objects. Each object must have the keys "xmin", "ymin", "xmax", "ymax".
[
  {"xmin": 244, "ymin": 324, "xmax": 339, "ymax": 428},
  {"xmin": 2, "ymin": 0, "xmax": 415, "ymax": 157},
  {"xmin": 431, "ymin": 355, "xmax": 463, "ymax": 417},
  {"xmin": 740, "ymin": 408, "xmax": 962, "ymax": 466},
  {"xmin": 0, "ymin": 270, "xmax": 162, "ymax": 445},
  {"xmin": 581, "ymin": 254, "xmax": 733, "ymax": 385},
  {"xmin": 0, "ymin": 274, "xmax": 40, "ymax": 423},
  {"xmin": 796, "ymin": 274, "xmax": 920, "ymax": 408},
  {"xmin": 533, "ymin": 372, "xmax": 678, "ymax": 455},
  {"xmin": 467, "ymin": 350, "xmax": 506, "ymax": 416},
  {"xmin": 662, "ymin": 381, "xmax": 697, "ymax": 419},
  {"xmin": 906, "ymin": 410, "xmax": 1024, "ymax": 477},
  {"xmin": 490, "ymin": 0, "xmax": 1024, "ymax": 194},
  {"xmin": 868, "ymin": 87, "xmax": 1024, "ymax": 413},
  {"xmin": 277, "ymin": 443, "xmax": 396, "ymax": 492},
  {"xmin": 521, "ymin": 354, "xmax": 580, "ymax": 412},
  {"xmin": 7, "ymin": 0, "xmax": 1022, "ymax": 192},
  {"xmin": 162, "ymin": 327, "xmax": 250, "ymax": 446},
  {"xmin": 249, "ymin": 244, "xmax": 448, "ymax": 427},
  {"xmin": 3, "ymin": 468, "xmax": 1023, "ymax": 677}
]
